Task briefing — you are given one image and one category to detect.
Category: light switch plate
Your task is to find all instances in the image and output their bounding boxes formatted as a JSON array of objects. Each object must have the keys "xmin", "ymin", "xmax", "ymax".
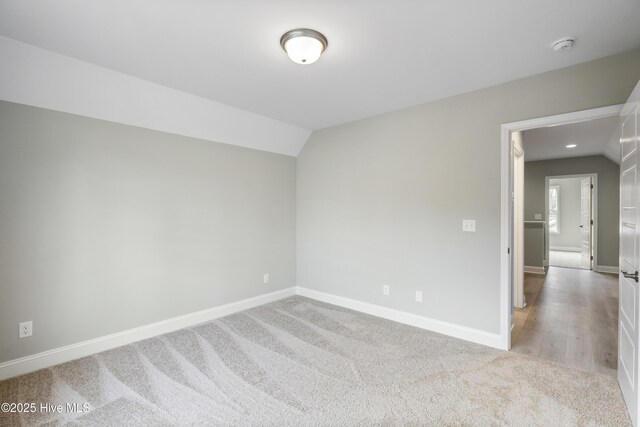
[{"xmin": 462, "ymin": 220, "xmax": 476, "ymax": 232}]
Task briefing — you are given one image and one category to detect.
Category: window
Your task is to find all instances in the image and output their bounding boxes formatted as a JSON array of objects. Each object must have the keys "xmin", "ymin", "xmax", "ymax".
[{"xmin": 549, "ymin": 185, "xmax": 559, "ymax": 234}]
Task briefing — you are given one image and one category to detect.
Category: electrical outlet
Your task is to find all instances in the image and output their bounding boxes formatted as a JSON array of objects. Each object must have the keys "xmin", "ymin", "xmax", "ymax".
[
  {"xmin": 534, "ymin": 214, "xmax": 542, "ymax": 220},
  {"xmin": 263, "ymin": 273, "xmax": 269, "ymax": 284},
  {"xmin": 382, "ymin": 285, "xmax": 390, "ymax": 296},
  {"xmin": 19, "ymin": 321, "xmax": 32, "ymax": 338},
  {"xmin": 462, "ymin": 219, "xmax": 476, "ymax": 232},
  {"xmin": 415, "ymin": 291, "xmax": 423, "ymax": 302}
]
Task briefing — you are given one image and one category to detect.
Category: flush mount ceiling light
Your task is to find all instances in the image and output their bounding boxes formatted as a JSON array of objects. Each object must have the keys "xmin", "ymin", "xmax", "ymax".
[
  {"xmin": 566, "ymin": 144, "xmax": 577, "ymax": 148},
  {"xmin": 280, "ymin": 28, "xmax": 328, "ymax": 65}
]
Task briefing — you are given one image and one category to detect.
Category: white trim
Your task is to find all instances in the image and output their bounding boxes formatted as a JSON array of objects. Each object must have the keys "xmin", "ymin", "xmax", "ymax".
[
  {"xmin": 503, "ymin": 104, "xmax": 624, "ymax": 131},
  {"xmin": 297, "ymin": 287, "xmax": 502, "ymax": 349},
  {"xmin": 550, "ymin": 246, "xmax": 581, "ymax": 252},
  {"xmin": 500, "ymin": 124, "xmax": 511, "ymax": 351},
  {"xmin": 513, "ymin": 137, "xmax": 525, "ymax": 309},
  {"xmin": 595, "ymin": 265, "xmax": 619, "ymax": 274},
  {"xmin": 524, "ymin": 266, "xmax": 546, "ymax": 275},
  {"xmin": 500, "ymin": 104, "xmax": 623, "ymax": 351},
  {"xmin": 0, "ymin": 287, "xmax": 297, "ymax": 381},
  {"xmin": 2, "ymin": 285, "xmax": 506, "ymax": 380}
]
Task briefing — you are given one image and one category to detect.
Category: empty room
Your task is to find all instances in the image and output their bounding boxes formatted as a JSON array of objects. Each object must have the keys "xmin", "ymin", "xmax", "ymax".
[{"xmin": 1, "ymin": 1, "xmax": 640, "ymax": 426}]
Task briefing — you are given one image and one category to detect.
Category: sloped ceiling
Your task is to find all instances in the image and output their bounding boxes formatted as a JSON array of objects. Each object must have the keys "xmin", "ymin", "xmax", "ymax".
[
  {"xmin": 523, "ymin": 116, "xmax": 621, "ymax": 164},
  {"xmin": 1, "ymin": 0, "xmax": 639, "ymax": 155}
]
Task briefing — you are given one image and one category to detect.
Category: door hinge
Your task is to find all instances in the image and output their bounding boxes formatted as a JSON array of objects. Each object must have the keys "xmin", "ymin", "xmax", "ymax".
[
  {"xmin": 591, "ymin": 184, "xmax": 594, "ymax": 190},
  {"xmin": 591, "ymin": 219, "xmax": 594, "ymax": 225},
  {"xmin": 507, "ymin": 247, "xmax": 510, "ymax": 254},
  {"xmin": 591, "ymin": 255, "xmax": 594, "ymax": 261}
]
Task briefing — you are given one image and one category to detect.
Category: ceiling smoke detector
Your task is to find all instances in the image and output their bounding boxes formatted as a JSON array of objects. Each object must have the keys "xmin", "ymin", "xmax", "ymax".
[{"xmin": 552, "ymin": 37, "xmax": 575, "ymax": 52}]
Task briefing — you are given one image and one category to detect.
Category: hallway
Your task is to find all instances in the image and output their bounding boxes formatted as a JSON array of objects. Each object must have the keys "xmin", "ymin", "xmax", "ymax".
[{"xmin": 512, "ymin": 267, "xmax": 618, "ymax": 377}]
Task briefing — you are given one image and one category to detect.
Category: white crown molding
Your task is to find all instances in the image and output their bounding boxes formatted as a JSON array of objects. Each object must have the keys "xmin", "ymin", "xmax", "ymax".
[{"xmin": 0, "ymin": 36, "xmax": 311, "ymax": 157}]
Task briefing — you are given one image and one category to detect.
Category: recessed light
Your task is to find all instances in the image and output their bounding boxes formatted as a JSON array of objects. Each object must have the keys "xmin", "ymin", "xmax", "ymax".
[
  {"xmin": 566, "ymin": 144, "xmax": 577, "ymax": 148},
  {"xmin": 280, "ymin": 28, "xmax": 328, "ymax": 65}
]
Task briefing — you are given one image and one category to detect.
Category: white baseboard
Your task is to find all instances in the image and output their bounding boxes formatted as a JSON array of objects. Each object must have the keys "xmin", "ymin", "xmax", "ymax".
[
  {"xmin": 0, "ymin": 287, "xmax": 297, "ymax": 381},
  {"xmin": 549, "ymin": 246, "xmax": 581, "ymax": 252},
  {"xmin": 595, "ymin": 265, "xmax": 619, "ymax": 274},
  {"xmin": 2, "ymin": 285, "xmax": 509, "ymax": 380},
  {"xmin": 296, "ymin": 287, "xmax": 503, "ymax": 350},
  {"xmin": 524, "ymin": 265, "xmax": 546, "ymax": 275}
]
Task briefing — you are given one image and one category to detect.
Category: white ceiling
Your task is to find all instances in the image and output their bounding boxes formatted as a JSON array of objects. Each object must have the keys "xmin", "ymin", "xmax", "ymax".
[
  {"xmin": 0, "ymin": 37, "xmax": 310, "ymax": 156},
  {"xmin": 1, "ymin": 0, "xmax": 639, "ymax": 131},
  {"xmin": 522, "ymin": 116, "xmax": 621, "ymax": 163}
]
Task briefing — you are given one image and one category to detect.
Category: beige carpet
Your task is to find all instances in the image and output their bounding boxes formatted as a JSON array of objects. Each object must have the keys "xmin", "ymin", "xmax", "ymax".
[{"xmin": 0, "ymin": 296, "xmax": 630, "ymax": 426}]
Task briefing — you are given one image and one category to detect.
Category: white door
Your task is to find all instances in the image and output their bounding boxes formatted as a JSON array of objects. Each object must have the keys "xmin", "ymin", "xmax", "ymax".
[
  {"xmin": 580, "ymin": 177, "xmax": 592, "ymax": 270},
  {"xmin": 619, "ymin": 82, "xmax": 640, "ymax": 425}
]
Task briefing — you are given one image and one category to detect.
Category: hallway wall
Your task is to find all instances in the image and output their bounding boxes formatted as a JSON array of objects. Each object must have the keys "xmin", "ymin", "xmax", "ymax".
[{"xmin": 523, "ymin": 155, "xmax": 619, "ymax": 268}]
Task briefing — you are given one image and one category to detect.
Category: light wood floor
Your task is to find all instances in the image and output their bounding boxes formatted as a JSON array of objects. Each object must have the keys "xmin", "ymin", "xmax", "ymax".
[{"xmin": 511, "ymin": 267, "xmax": 618, "ymax": 377}]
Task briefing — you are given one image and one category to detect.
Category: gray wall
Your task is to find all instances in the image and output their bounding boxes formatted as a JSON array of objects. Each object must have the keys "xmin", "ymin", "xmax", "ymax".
[
  {"xmin": 524, "ymin": 155, "xmax": 620, "ymax": 268},
  {"xmin": 297, "ymin": 50, "xmax": 639, "ymax": 335},
  {"xmin": 549, "ymin": 177, "xmax": 582, "ymax": 250},
  {"xmin": 524, "ymin": 223, "xmax": 545, "ymax": 267},
  {"xmin": 0, "ymin": 101, "xmax": 296, "ymax": 362}
]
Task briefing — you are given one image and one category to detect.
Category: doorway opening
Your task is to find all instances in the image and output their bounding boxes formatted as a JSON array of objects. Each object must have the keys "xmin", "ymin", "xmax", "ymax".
[
  {"xmin": 503, "ymin": 108, "xmax": 621, "ymax": 377},
  {"xmin": 546, "ymin": 174, "xmax": 597, "ymax": 270},
  {"xmin": 499, "ymin": 104, "xmax": 622, "ymax": 352}
]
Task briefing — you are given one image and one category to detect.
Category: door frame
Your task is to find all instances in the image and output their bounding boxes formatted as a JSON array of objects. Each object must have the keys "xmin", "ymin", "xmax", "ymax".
[
  {"xmin": 499, "ymin": 104, "xmax": 623, "ymax": 350},
  {"xmin": 513, "ymin": 142, "xmax": 525, "ymax": 309},
  {"xmin": 544, "ymin": 173, "xmax": 598, "ymax": 270}
]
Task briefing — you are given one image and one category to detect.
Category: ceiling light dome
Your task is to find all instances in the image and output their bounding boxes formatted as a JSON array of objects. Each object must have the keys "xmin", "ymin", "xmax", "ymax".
[{"xmin": 280, "ymin": 29, "xmax": 328, "ymax": 65}]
